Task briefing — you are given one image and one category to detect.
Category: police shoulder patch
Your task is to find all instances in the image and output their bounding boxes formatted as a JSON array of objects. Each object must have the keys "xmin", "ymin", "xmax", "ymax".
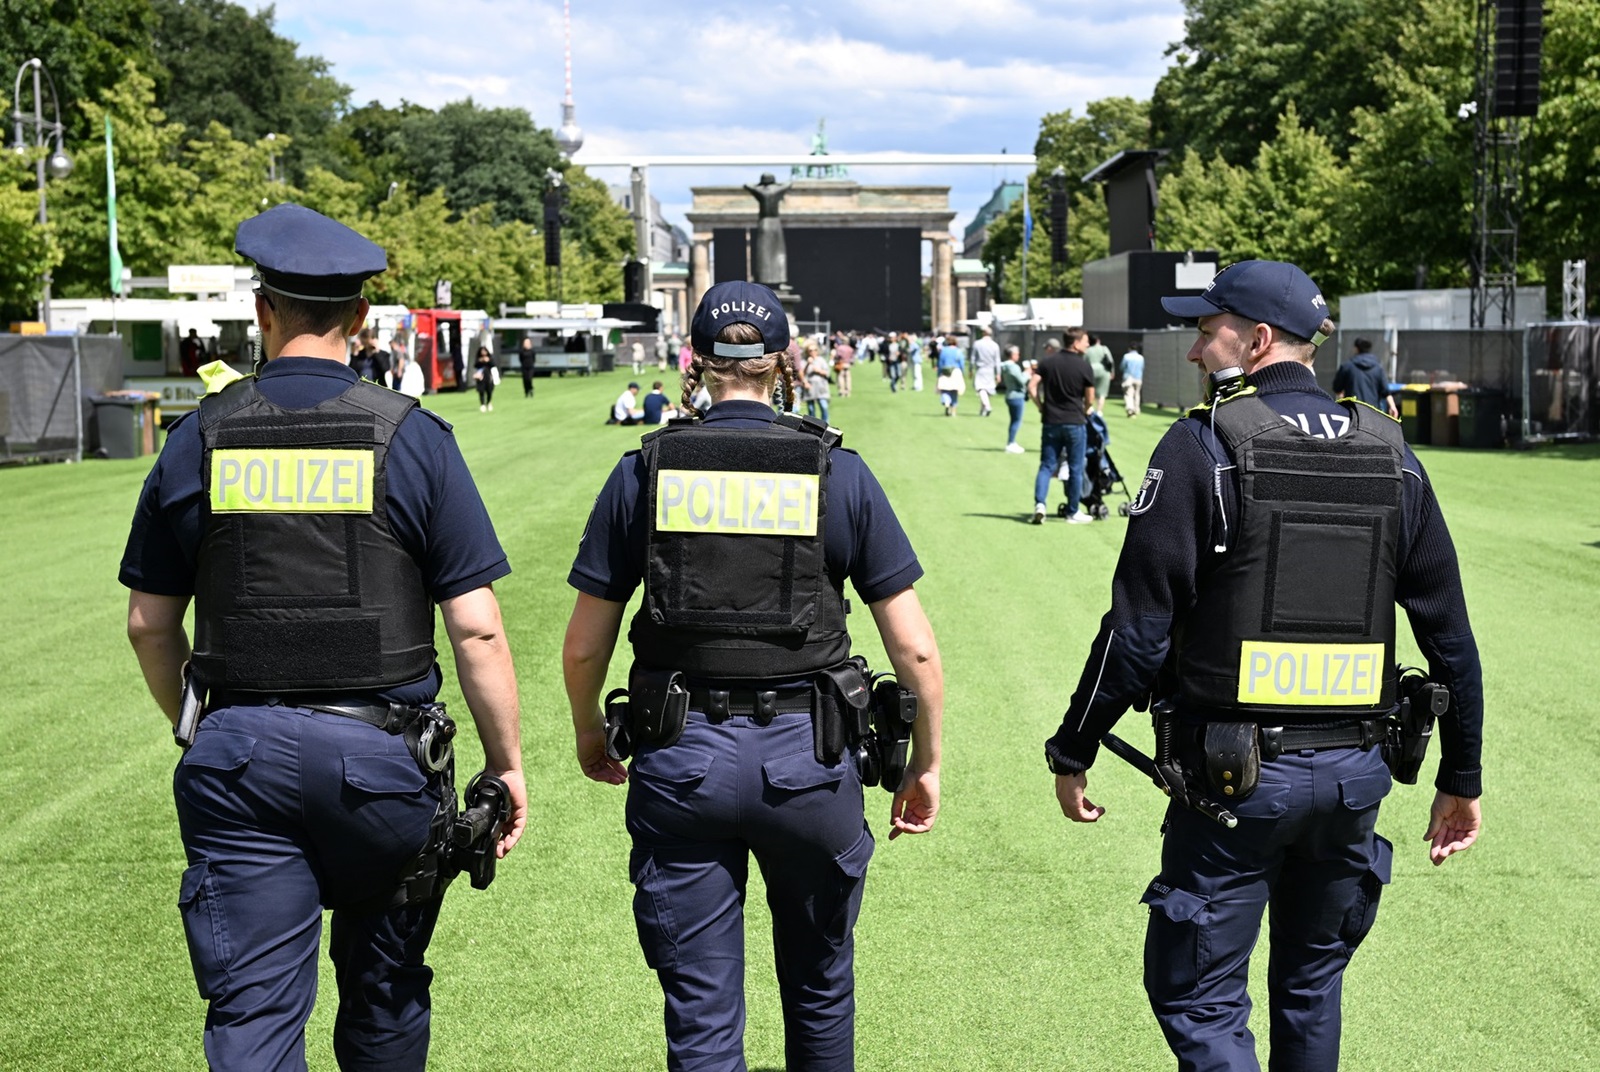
[{"xmin": 1128, "ymin": 467, "xmax": 1163, "ymax": 515}]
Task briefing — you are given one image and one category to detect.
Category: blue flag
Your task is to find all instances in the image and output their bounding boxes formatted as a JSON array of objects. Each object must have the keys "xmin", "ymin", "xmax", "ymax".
[{"xmin": 1023, "ymin": 190, "xmax": 1034, "ymax": 253}]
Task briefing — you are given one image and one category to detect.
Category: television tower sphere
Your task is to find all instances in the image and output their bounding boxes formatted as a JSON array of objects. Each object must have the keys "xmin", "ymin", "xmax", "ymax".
[{"xmin": 555, "ymin": 102, "xmax": 584, "ymax": 157}]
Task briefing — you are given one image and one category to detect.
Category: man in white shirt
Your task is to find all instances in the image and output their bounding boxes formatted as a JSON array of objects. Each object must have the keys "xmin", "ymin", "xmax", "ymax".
[{"xmin": 611, "ymin": 382, "xmax": 644, "ymax": 425}]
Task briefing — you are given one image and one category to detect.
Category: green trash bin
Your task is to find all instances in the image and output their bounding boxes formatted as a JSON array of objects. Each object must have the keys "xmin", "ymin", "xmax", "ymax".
[
  {"xmin": 1457, "ymin": 388, "xmax": 1506, "ymax": 449},
  {"xmin": 91, "ymin": 393, "xmax": 158, "ymax": 459},
  {"xmin": 1398, "ymin": 387, "xmax": 1431, "ymax": 445}
]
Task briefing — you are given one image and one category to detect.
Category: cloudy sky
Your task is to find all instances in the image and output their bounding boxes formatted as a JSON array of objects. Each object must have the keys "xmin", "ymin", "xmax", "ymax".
[{"xmin": 263, "ymin": 0, "xmax": 1187, "ymax": 245}]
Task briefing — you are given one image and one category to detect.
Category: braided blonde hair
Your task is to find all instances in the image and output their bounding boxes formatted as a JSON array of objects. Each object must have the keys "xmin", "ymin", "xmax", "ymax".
[{"xmin": 680, "ymin": 321, "xmax": 795, "ymax": 418}]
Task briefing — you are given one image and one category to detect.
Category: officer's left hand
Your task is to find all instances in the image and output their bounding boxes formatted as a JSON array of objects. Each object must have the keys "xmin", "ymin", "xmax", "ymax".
[
  {"xmin": 888, "ymin": 767, "xmax": 939, "ymax": 839},
  {"xmin": 1425, "ymin": 792, "xmax": 1481, "ymax": 866},
  {"xmin": 576, "ymin": 723, "xmax": 628, "ymax": 785}
]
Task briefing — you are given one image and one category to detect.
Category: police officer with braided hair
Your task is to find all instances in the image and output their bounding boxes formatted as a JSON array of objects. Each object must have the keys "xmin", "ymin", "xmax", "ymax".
[
  {"xmin": 1043, "ymin": 261, "xmax": 1483, "ymax": 1071},
  {"xmin": 120, "ymin": 204, "xmax": 526, "ymax": 1071},
  {"xmin": 564, "ymin": 280, "xmax": 944, "ymax": 1072}
]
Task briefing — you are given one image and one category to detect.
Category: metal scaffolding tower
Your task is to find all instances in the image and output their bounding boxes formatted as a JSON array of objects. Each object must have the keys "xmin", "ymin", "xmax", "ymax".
[{"xmin": 1470, "ymin": 0, "xmax": 1520, "ymax": 329}]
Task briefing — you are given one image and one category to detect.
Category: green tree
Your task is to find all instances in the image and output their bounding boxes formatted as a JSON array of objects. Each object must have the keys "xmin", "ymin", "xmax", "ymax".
[
  {"xmin": 327, "ymin": 99, "xmax": 432, "ymax": 209},
  {"xmin": 1150, "ymin": 0, "xmax": 1408, "ymax": 165},
  {"xmin": 1522, "ymin": 0, "xmax": 1600, "ymax": 310},
  {"xmin": 0, "ymin": 152, "xmax": 60, "ymax": 321},
  {"xmin": 169, "ymin": 122, "xmax": 283, "ymax": 263},
  {"xmin": 393, "ymin": 100, "xmax": 565, "ymax": 225},
  {"xmin": 51, "ymin": 62, "xmax": 195, "ymax": 298},
  {"xmin": 1158, "ymin": 107, "xmax": 1354, "ymax": 296},
  {"xmin": 149, "ymin": 0, "xmax": 348, "ymax": 183},
  {"xmin": 983, "ymin": 98, "xmax": 1150, "ymax": 301},
  {"xmin": 1343, "ymin": 0, "xmax": 1476, "ymax": 291},
  {"xmin": 0, "ymin": 0, "xmax": 161, "ymax": 144}
]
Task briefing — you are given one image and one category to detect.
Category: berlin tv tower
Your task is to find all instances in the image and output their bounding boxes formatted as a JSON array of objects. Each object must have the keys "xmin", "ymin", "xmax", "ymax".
[{"xmin": 554, "ymin": 0, "xmax": 584, "ymax": 157}]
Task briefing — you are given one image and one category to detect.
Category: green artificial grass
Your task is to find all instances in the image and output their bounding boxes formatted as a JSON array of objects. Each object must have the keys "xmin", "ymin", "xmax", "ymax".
[{"xmin": 1, "ymin": 367, "xmax": 1597, "ymax": 1069}]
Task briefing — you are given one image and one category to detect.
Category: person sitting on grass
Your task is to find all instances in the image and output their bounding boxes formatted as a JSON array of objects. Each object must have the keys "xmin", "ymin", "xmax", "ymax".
[{"xmin": 610, "ymin": 382, "xmax": 644, "ymax": 425}]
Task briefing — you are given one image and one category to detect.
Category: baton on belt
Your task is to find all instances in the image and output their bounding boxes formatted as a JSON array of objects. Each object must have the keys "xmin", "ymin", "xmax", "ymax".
[{"xmin": 1102, "ymin": 732, "xmax": 1238, "ymax": 829}]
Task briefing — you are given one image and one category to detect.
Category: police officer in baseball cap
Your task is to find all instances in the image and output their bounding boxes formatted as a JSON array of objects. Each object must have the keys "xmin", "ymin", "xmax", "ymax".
[
  {"xmin": 120, "ymin": 203, "xmax": 527, "ymax": 1069},
  {"xmin": 563, "ymin": 280, "xmax": 945, "ymax": 1070},
  {"xmin": 1043, "ymin": 260, "xmax": 1484, "ymax": 1070}
]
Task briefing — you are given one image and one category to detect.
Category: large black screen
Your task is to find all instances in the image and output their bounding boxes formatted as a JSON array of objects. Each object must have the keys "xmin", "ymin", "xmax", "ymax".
[{"xmin": 712, "ymin": 226, "xmax": 923, "ymax": 331}]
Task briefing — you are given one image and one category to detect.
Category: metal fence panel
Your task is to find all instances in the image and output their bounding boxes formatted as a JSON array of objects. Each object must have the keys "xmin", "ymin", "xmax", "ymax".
[
  {"xmin": 0, "ymin": 336, "xmax": 123, "ymax": 463},
  {"xmin": 1523, "ymin": 323, "xmax": 1597, "ymax": 440}
]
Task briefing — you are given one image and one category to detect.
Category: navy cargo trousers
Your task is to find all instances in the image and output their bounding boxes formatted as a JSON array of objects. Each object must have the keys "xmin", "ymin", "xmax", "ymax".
[
  {"xmin": 626, "ymin": 708, "xmax": 875, "ymax": 1072},
  {"xmin": 172, "ymin": 705, "xmax": 445, "ymax": 1072},
  {"xmin": 1141, "ymin": 744, "xmax": 1394, "ymax": 1072}
]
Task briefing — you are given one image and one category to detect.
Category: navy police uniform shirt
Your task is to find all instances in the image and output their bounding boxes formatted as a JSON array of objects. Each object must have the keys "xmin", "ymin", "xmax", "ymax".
[
  {"xmin": 118, "ymin": 357, "xmax": 511, "ymax": 705},
  {"xmin": 569, "ymin": 399, "xmax": 923, "ymax": 609},
  {"xmin": 1046, "ymin": 360, "xmax": 1484, "ymax": 798}
]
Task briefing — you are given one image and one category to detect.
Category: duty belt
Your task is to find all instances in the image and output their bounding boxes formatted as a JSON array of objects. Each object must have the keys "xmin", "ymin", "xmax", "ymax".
[
  {"xmin": 1260, "ymin": 719, "xmax": 1385, "ymax": 756},
  {"xmin": 207, "ymin": 692, "xmax": 427, "ymax": 733},
  {"xmin": 206, "ymin": 691, "xmax": 456, "ymax": 773},
  {"xmin": 687, "ymin": 684, "xmax": 814, "ymax": 723}
]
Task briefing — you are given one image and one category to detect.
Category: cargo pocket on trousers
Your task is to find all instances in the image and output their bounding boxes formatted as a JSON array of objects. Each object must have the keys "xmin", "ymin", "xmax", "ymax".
[
  {"xmin": 1339, "ymin": 766, "xmax": 1393, "ymax": 812},
  {"xmin": 1141, "ymin": 880, "xmax": 1210, "ymax": 1002},
  {"xmin": 834, "ymin": 824, "xmax": 875, "ymax": 880},
  {"xmin": 176, "ymin": 731, "xmax": 255, "ymax": 806},
  {"xmin": 629, "ymin": 849, "xmax": 679, "ymax": 970},
  {"xmin": 762, "ymin": 748, "xmax": 847, "ymax": 794},
  {"xmin": 342, "ymin": 753, "xmax": 429, "ymax": 796},
  {"xmin": 1339, "ymin": 834, "xmax": 1393, "ymax": 954},
  {"xmin": 178, "ymin": 859, "xmax": 233, "ymax": 1000},
  {"xmin": 632, "ymin": 746, "xmax": 714, "ymax": 800}
]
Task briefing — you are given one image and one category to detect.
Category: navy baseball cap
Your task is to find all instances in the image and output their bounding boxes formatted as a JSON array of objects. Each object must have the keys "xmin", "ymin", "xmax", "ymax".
[
  {"xmin": 1161, "ymin": 260, "xmax": 1331, "ymax": 344},
  {"xmin": 235, "ymin": 203, "xmax": 386, "ymax": 301},
  {"xmin": 691, "ymin": 281, "xmax": 789, "ymax": 359}
]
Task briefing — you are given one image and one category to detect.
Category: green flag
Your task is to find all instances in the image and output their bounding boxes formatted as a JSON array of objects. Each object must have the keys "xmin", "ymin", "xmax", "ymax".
[{"xmin": 105, "ymin": 115, "xmax": 123, "ymax": 296}]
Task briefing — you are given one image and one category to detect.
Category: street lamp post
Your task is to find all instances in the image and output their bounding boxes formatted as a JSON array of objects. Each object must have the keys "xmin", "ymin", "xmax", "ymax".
[{"xmin": 12, "ymin": 57, "xmax": 72, "ymax": 327}]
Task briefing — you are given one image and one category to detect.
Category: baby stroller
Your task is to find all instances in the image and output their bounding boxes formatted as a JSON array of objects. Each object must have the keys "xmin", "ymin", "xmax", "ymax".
[{"xmin": 1057, "ymin": 412, "xmax": 1132, "ymax": 519}]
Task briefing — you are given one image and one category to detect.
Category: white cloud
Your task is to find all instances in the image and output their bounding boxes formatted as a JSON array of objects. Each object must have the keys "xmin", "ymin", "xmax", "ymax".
[{"xmin": 260, "ymin": 0, "xmax": 1183, "ymax": 237}]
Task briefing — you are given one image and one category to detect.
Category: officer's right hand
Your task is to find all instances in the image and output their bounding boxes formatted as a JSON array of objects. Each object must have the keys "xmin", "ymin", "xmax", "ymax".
[
  {"xmin": 575, "ymin": 722, "xmax": 628, "ymax": 785},
  {"xmin": 1055, "ymin": 772, "xmax": 1105, "ymax": 823},
  {"xmin": 494, "ymin": 769, "xmax": 529, "ymax": 859}
]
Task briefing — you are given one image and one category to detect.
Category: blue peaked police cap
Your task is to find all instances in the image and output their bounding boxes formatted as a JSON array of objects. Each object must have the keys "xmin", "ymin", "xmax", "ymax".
[
  {"xmin": 235, "ymin": 203, "xmax": 387, "ymax": 302},
  {"xmin": 691, "ymin": 281, "xmax": 790, "ymax": 359},
  {"xmin": 1161, "ymin": 260, "xmax": 1332, "ymax": 345}
]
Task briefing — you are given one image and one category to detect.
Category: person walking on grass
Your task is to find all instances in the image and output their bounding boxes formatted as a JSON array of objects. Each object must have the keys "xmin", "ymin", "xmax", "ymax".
[
  {"xmin": 120, "ymin": 203, "xmax": 525, "ymax": 1071},
  {"xmin": 971, "ymin": 325, "xmax": 1001, "ymax": 417},
  {"xmin": 1045, "ymin": 260, "xmax": 1483, "ymax": 1072},
  {"xmin": 563, "ymin": 280, "xmax": 943, "ymax": 1072},
  {"xmin": 1000, "ymin": 345, "xmax": 1029, "ymax": 452},
  {"xmin": 1027, "ymin": 330, "xmax": 1096, "ymax": 524}
]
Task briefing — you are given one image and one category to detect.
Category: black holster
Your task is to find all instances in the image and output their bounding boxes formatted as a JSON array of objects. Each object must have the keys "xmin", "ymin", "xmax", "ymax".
[
  {"xmin": 1385, "ymin": 673, "xmax": 1447, "ymax": 784},
  {"xmin": 603, "ymin": 687, "xmax": 634, "ymax": 761},
  {"xmin": 869, "ymin": 677, "xmax": 918, "ymax": 792},
  {"xmin": 627, "ymin": 666, "xmax": 691, "ymax": 750},
  {"xmin": 1201, "ymin": 722, "xmax": 1260, "ymax": 802},
  {"xmin": 813, "ymin": 657, "xmax": 871, "ymax": 766}
]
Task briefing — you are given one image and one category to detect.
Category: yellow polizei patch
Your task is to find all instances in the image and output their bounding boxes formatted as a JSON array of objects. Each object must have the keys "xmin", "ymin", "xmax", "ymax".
[
  {"xmin": 656, "ymin": 469, "xmax": 818, "ymax": 536},
  {"xmin": 211, "ymin": 448, "xmax": 374, "ymax": 513},
  {"xmin": 1237, "ymin": 641, "xmax": 1385, "ymax": 705}
]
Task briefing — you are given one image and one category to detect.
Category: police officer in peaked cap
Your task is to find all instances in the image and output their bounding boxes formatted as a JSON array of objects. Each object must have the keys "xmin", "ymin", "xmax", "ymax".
[
  {"xmin": 563, "ymin": 280, "xmax": 945, "ymax": 1071},
  {"xmin": 120, "ymin": 203, "xmax": 526, "ymax": 1070},
  {"xmin": 1043, "ymin": 260, "xmax": 1484, "ymax": 1070}
]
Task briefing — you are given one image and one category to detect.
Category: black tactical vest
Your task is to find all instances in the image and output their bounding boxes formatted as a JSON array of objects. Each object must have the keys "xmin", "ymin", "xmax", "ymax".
[
  {"xmin": 1175, "ymin": 394, "xmax": 1404, "ymax": 720},
  {"xmin": 628, "ymin": 415, "xmax": 851, "ymax": 681},
  {"xmin": 189, "ymin": 376, "xmax": 437, "ymax": 693}
]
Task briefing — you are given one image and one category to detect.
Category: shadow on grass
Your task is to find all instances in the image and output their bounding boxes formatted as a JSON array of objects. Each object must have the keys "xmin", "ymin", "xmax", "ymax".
[{"xmin": 963, "ymin": 512, "xmax": 1047, "ymax": 525}]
